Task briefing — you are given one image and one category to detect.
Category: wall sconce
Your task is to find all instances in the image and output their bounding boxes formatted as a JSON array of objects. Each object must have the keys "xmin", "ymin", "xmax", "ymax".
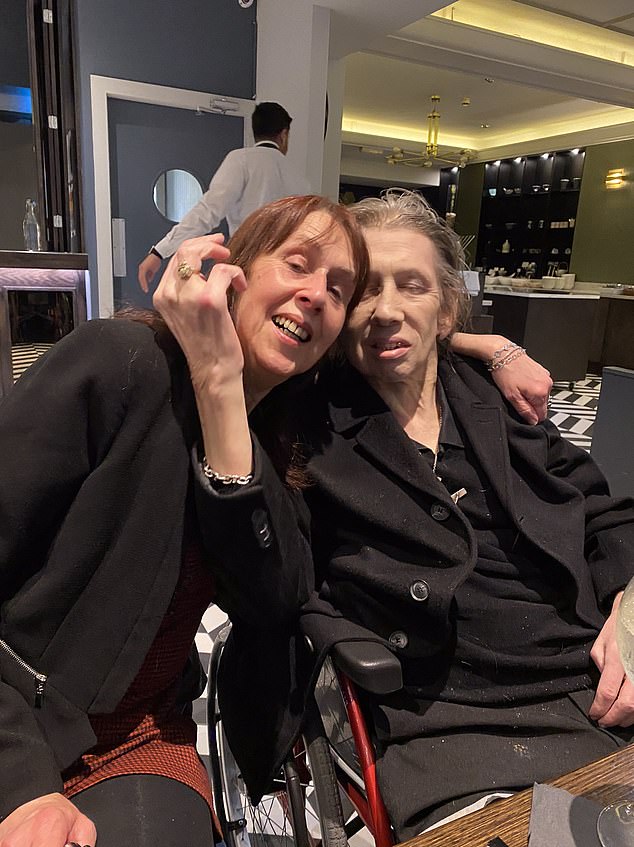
[{"xmin": 605, "ymin": 168, "xmax": 626, "ymax": 189}]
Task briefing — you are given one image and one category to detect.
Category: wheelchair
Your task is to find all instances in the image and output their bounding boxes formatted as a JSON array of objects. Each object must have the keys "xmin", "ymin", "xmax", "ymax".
[{"xmin": 207, "ymin": 624, "xmax": 403, "ymax": 847}]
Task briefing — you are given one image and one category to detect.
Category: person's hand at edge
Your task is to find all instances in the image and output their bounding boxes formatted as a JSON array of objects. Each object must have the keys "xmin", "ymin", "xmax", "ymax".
[
  {"xmin": 0, "ymin": 792, "xmax": 96, "ymax": 847},
  {"xmin": 589, "ymin": 591, "xmax": 634, "ymax": 727},
  {"xmin": 138, "ymin": 252, "xmax": 162, "ymax": 293}
]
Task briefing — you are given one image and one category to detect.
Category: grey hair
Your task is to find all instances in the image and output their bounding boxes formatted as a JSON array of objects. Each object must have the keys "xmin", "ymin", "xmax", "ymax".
[{"xmin": 349, "ymin": 188, "xmax": 471, "ymax": 335}]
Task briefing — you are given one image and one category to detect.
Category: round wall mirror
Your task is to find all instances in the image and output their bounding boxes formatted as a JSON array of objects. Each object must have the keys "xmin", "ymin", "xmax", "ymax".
[{"xmin": 152, "ymin": 169, "xmax": 203, "ymax": 222}]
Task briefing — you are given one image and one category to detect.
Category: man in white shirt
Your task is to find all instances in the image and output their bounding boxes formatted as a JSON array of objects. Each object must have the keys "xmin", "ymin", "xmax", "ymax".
[{"xmin": 138, "ymin": 102, "xmax": 309, "ymax": 292}]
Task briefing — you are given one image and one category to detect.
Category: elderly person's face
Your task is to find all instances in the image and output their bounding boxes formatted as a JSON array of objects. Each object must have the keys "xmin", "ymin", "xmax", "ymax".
[{"xmin": 343, "ymin": 226, "xmax": 451, "ymax": 388}]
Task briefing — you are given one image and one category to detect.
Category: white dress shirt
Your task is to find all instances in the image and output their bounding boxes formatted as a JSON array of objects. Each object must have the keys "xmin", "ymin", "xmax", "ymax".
[{"xmin": 154, "ymin": 141, "xmax": 309, "ymax": 258}]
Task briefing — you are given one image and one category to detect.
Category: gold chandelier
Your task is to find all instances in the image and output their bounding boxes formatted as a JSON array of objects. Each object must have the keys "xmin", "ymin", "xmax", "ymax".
[{"xmin": 386, "ymin": 95, "xmax": 476, "ymax": 169}]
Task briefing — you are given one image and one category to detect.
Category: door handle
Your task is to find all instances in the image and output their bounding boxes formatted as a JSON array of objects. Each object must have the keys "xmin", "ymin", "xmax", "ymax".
[{"xmin": 111, "ymin": 218, "xmax": 126, "ymax": 277}]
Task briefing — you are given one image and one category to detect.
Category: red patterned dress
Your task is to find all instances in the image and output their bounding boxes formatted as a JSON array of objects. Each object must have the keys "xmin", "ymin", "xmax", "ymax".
[{"xmin": 63, "ymin": 529, "xmax": 216, "ymax": 809}]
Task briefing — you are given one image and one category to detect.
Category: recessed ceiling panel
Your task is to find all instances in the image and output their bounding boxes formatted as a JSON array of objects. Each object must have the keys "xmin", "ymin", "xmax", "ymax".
[
  {"xmin": 522, "ymin": 1, "xmax": 634, "ymax": 27},
  {"xmin": 343, "ymin": 52, "xmax": 632, "ymax": 149}
]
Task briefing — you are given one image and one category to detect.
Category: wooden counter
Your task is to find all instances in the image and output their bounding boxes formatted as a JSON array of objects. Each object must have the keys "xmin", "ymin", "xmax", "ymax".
[{"xmin": 0, "ymin": 250, "xmax": 88, "ymax": 270}]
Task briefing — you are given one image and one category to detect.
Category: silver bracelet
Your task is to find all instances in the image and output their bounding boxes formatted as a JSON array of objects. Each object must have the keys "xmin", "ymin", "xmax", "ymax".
[
  {"xmin": 488, "ymin": 347, "xmax": 526, "ymax": 371},
  {"xmin": 202, "ymin": 457, "xmax": 253, "ymax": 486},
  {"xmin": 487, "ymin": 341, "xmax": 520, "ymax": 368}
]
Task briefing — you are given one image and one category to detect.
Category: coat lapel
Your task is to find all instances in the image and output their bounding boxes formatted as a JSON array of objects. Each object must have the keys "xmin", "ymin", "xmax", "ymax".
[{"xmin": 328, "ymin": 365, "xmax": 446, "ymax": 501}]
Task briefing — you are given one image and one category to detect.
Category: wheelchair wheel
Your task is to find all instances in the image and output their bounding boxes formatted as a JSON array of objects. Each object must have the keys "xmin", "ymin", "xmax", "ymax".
[{"xmin": 207, "ymin": 626, "xmax": 348, "ymax": 847}]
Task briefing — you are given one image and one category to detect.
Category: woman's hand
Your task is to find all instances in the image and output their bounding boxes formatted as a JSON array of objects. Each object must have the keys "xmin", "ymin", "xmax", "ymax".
[
  {"xmin": 153, "ymin": 234, "xmax": 246, "ymax": 394},
  {"xmin": 449, "ymin": 333, "xmax": 552, "ymax": 424},
  {"xmin": 0, "ymin": 792, "xmax": 96, "ymax": 847},
  {"xmin": 154, "ymin": 234, "xmax": 253, "ymax": 477},
  {"xmin": 491, "ymin": 352, "xmax": 553, "ymax": 425}
]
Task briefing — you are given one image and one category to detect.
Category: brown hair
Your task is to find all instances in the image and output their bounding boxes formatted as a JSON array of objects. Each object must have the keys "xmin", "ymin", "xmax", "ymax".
[
  {"xmin": 228, "ymin": 194, "xmax": 368, "ymax": 315},
  {"xmin": 349, "ymin": 188, "xmax": 471, "ymax": 336}
]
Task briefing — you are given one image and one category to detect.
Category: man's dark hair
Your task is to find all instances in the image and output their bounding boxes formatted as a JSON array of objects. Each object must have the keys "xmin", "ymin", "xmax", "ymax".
[{"xmin": 251, "ymin": 102, "xmax": 292, "ymax": 139}]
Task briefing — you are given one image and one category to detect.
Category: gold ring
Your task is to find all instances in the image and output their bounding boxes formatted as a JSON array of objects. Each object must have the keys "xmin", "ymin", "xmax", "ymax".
[{"xmin": 176, "ymin": 261, "xmax": 195, "ymax": 280}]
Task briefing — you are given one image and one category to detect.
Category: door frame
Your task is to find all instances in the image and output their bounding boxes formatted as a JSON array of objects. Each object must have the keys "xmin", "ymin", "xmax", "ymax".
[{"xmin": 90, "ymin": 74, "xmax": 254, "ymax": 316}]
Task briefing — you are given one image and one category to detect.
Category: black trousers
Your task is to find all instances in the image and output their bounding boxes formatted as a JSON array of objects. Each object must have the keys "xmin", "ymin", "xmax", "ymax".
[
  {"xmin": 373, "ymin": 689, "xmax": 633, "ymax": 841},
  {"xmin": 72, "ymin": 774, "xmax": 214, "ymax": 847}
]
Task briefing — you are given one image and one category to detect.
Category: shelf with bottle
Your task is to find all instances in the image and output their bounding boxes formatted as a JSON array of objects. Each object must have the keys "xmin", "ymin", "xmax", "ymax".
[
  {"xmin": 476, "ymin": 148, "xmax": 584, "ymax": 278},
  {"xmin": 22, "ymin": 199, "xmax": 42, "ymax": 252}
]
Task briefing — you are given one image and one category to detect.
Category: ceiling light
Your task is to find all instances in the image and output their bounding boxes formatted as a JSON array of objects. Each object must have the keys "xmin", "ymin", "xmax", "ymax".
[
  {"xmin": 451, "ymin": 167, "xmax": 459, "ymax": 173},
  {"xmin": 514, "ymin": 157, "xmax": 523, "ymax": 163},
  {"xmin": 571, "ymin": 148, "xmax": 580, "ymax": 155},
  {"xmin": 385, "ymin": 94, "xmax": 477, "ymax": 170},
  {"xmin": 480, "ymin": 122, "xmax": 490, "ymax": 128},
  {"xmin": 541, "ymin": 153, "xmax": 550, "ymax": 159},
  {"xmin": 484, "ymin": 77, "xmax": 495, "ymax": 83},
  {"xmin": 494, "ymin": 160, "xmax": 501, "ymax": 166},
  {"xmin": 461, "ymin": 97, "xmax": 471, "ymax": 106}
]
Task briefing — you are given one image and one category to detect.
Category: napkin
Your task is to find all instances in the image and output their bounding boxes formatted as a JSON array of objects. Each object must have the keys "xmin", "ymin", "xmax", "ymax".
[{"xmin": 528, "ymin": 783, "xmax": 602, "ymax": 847}]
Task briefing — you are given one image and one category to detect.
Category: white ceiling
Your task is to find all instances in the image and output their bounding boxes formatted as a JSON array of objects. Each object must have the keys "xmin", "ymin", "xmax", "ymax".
[{"xmin": 338, "ymin": 0, "xmax": 634, "ymax": 181}]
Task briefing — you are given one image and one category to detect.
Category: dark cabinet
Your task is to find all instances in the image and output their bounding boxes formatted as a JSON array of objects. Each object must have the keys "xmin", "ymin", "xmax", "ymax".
[{"xmin": 475, "ymin": 149, "xmax": 585, "ymax": 278}]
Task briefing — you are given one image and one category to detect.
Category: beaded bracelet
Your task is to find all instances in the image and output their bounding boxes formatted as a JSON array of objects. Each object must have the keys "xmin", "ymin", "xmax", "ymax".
[
  {"xmin": 488, "ymin": 347, "xmax": 526, "ymax": 371},
  {"xmin": 202, "ymin": 457, "xmax": 253, "ymax": 486}
]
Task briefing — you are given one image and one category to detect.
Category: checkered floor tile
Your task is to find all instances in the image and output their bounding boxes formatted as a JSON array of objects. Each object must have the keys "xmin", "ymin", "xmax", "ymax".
[
  {"xmin": 11, "ymin": 343, "xmax": 54, "ymax": 382},
  {"xmin": 548, "ymin": 374, "xmax": 601, "ymax": 452}
]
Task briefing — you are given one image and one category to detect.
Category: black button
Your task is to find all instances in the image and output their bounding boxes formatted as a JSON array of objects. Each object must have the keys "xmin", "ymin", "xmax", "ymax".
[
  {"xmin": 251, "ymin": 508, "xmax": 272, "ymax": 549},
  {"xmin": 431, "ymin": 503, "xmax": 450, "ymax": 521},
  {"xmin": 409, "ymin": 580, "xmax": 430, "ymax": 602},
  {"xmin": 388, "ymin": 630, "xmax": 409, "ymax": 649}
]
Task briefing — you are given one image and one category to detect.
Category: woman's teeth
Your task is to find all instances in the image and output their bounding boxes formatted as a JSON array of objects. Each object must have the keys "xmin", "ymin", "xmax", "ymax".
[{"xmin": 272, "ymin": 316, "xmax": 309, "ymax": 342}]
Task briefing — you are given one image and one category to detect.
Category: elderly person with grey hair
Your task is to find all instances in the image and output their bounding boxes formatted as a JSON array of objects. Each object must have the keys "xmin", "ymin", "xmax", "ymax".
[{"xmin": 299, "ymin": 189, "xmax": 634, "ymax": 839}]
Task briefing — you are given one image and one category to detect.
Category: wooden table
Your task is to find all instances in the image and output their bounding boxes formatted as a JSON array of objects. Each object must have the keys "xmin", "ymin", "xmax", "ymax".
[{"xmin": 402, "ymin": 745, "xmax": 634, "ymax": 847}]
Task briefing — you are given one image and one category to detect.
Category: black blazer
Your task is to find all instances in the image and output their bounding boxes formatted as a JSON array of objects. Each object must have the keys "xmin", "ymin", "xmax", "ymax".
[
  {"xmin": 301, "ymin": 355, "xmax": 634, "ymax": 690},
  {"xmin": 0, "ymin": 319, "xmax": 310, "ymax": 818}
]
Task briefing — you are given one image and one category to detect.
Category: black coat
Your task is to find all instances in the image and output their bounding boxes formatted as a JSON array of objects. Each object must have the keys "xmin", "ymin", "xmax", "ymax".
[
  {"xmin": 301, "ymin": 355, "xmax": 634, "ymax": 691},
  {"xmin": 0, "ymin": 319, "xmax": 311, "ymax": 818}
]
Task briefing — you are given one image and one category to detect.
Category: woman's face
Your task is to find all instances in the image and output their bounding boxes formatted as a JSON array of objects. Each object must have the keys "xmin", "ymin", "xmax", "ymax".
[
  {"xmin": 343, "ymin": 226, "xmax": 451, "ymax": 390},
  {"xmin": 233, "ymin": 211, "xmax": 357, "ymax": 397}
]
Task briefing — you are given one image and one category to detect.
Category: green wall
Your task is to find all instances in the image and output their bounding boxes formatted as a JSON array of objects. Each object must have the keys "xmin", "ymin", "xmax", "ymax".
[
  {"xmin": 571, "ymin": 140, "xmax": 634, "ymax": 283},
  {"xmin": 455, "ymin": 162, "xmax": 485, "ymax": 266}
]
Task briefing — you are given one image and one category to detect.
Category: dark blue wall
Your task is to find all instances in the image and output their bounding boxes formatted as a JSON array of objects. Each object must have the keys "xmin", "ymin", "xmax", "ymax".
[
  {"xmin": 74, "ymin": 0, "xmax": 256, "ymax": 98},
  {"xmin": 1, "ymin": 1, "xmax": 30, "ymax": 88}
]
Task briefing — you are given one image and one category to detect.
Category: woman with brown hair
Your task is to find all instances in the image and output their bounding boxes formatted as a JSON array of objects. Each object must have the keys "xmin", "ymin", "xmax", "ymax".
[{"xmin": 0, "ymin": 194, "xmax": 368, "ymax": 847}]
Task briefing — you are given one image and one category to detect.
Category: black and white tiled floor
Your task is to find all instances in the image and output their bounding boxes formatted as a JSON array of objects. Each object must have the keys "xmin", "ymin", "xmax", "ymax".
[{"xmin": 548, "ymin": 375, "xmax": 601, "ymax": 452}]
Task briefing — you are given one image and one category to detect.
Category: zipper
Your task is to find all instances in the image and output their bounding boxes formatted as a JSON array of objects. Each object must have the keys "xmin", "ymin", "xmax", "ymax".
[{"xmin": 0, "ymin": 638, "xmax": 47, "ymax": 708}]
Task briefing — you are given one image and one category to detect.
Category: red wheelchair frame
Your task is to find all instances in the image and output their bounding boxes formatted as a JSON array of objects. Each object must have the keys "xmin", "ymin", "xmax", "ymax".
[
  {"xmin": 207, "ymin": 625, "xmax": 402, "ymax": 847},
  {"xmin": 331, "ymin": 669, "xmax": 394, "ymax": 847}
]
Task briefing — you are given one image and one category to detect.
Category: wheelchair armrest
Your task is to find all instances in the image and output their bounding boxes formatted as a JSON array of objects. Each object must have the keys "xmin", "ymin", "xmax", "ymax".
[{"xmin": 331, "ymin": 640, "xmax": 403, "ymax": 695}]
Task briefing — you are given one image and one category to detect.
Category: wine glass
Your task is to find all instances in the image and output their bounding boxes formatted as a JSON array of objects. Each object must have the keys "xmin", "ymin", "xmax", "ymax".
[{"xmin": 597, "ymin": 579, "xmax": 634, "ymax": 846}]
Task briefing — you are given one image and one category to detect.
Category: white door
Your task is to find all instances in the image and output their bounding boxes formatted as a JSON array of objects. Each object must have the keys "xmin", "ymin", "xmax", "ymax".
[{"xmin": 91, "ymin": 76, "xmax": 253, "ymax": 316}]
